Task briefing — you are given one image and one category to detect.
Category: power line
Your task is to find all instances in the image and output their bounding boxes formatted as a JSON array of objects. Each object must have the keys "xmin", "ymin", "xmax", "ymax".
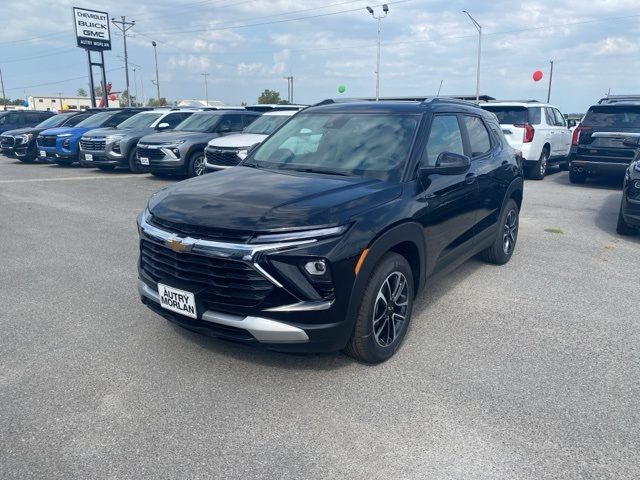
[{"xmin": 5, "ymin": 67, "xmax": 124, "ymax": 92}]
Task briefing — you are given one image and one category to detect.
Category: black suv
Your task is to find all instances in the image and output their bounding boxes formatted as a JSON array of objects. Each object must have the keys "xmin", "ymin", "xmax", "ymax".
[
  {"xmin": 0, "ymin": 110, "xmax": 54, "ymax": 135},
  {"xmin": 0, "ymin": 112, "xmax": 94, "ymax": 162},
  {"xmin": 617, "ymin": 135, "xmax": 640, "ymax": 235},
  {"xmin": 570, "ymin": 96, "xmax": 640, "ymax": 184},
  {"xmin": 136, "ymin": 98, "xmax": 524, "ymax": 363}
]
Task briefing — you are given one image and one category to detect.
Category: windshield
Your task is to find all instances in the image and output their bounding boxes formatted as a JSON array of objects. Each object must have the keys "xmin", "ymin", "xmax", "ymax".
[
  {"xmin": 482, "ymin": 106, "xmax": 528, "ymax": 124},
  {"xmin": 244, "ymin": 114, "xmax": 291, "ymax": 135},
  {"xmin": 250, "ymin": 112, "xmax": 419, "ymax": 182},
  {"xmin": 174, "ymin": 113, "xmax": 220, "ymax": 132},
  {"xmin": 582, "ymin": 106, "xmax": 640, "ymax": 129},
  {"xmin": 76, "ymin": 111, "xmax": 114, "ymax": 128},
  {"xmin": 36, "ymin": 114, "xmax": 71, "ymax": 129},
  {"xmin": 117, "ymin": 112, "xmax": 163, "ymax": 129}
]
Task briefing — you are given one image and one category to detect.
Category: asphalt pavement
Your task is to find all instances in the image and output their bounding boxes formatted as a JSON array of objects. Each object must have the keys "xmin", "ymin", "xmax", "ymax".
[{"xmin": 1, "ymin": 156, "xmax": 638, "ymax": 479}]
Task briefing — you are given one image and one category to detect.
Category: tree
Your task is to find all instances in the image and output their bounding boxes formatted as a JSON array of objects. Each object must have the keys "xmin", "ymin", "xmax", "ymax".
[
  {"xmin": 94, "ymin": 85, "xmax": 103, "ymax": 98},
  {"xmin": 119, "ymin": 89, "xmax": 138, "ymax": 107},
  {"xmin": 147, "ymin": 97, "xmax": 168, "ymax": 107},
  {"xmin": 76, "ymin": 88, "xmax": 87, "ymax": 97},
  {"xmin": 257, "ymin": 89, "xmax": 281, "ymax": 104}
]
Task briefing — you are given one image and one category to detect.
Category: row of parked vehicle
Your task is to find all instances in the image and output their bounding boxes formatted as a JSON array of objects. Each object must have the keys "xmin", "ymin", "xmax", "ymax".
[{"xmin": 0, "ymin": 105, "xmax": 305, "ymax": 178}]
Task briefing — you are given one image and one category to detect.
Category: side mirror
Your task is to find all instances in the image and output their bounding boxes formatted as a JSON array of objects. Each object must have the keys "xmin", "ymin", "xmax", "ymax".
[
  {"xmin": 420, "ymin": 152, "xmax": 471, "ymax": 176},
  {"xmin": 156, "ymin": 122, "xmax": 170, "ymax": 130},
  {"xmin": 567, "ymin": 119, "xmax": 577, "ymax": 129},
  {"xmin": 623, "ymin": 137, "xmax": 640, "ymax": 148}
]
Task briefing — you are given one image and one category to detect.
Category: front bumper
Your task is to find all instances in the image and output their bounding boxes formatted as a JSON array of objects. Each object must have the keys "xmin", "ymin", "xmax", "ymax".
[
  {"xmin": 80, "ymin": 149, "xmax": 126, "ymax": 167},
  {"xmin": 136, "ymin": 144, "xmax": 186, "ymax": 173}
]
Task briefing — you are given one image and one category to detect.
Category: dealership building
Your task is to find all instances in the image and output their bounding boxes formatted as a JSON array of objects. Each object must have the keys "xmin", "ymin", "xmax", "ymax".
[{"xmin": 26, "ymin": 95, "xmax": 121, "ymax": 111}]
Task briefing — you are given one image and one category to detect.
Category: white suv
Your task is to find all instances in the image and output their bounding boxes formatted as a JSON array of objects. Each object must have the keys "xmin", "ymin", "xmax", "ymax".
[{"xmin": 481, "ymin": 101, "xmax": 571, "ymax": 179}]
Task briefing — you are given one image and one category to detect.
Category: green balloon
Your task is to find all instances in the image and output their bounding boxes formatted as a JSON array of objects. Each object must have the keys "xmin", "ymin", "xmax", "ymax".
[{"xmin": 338, "ymin": 84, "xmax": 346, "ymax": 94}]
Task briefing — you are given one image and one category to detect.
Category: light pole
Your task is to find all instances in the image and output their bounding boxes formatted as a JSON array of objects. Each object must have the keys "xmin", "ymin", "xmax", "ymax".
[
  {"xmin": 365, "ymin": 4, "xmax": 389, "ymax": 101},
  {"xmin": 462, "ymin": 10, "xmax": 482, "ymax": 103},
  {"xmin": 152, "ymin": 41, "xmax": 161, "ymax": 103},
  {"xmin": 201, "ymin": 72, "xmax": 209, "ymax": 106}
]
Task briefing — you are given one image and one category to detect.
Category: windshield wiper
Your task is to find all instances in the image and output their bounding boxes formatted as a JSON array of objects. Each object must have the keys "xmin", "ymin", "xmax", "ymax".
[{"xmin": 277, "ymin": 166, "xmax": 351, "ymax": 176}]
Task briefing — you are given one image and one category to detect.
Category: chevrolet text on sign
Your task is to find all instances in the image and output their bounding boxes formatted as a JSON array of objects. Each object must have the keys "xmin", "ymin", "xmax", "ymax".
[{"xmin": 73, "ymin": 7, "xmax": 111, "ymax": 51}]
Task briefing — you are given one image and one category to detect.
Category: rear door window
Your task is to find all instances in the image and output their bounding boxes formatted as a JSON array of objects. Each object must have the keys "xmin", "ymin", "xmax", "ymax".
[
  {"xmin": 553, "ymin": 109, "xmax": 566, "ymax": 127},
  {"xmin": 582, "ymin": 106, "xmax": 640, "ymax": 129},
  {"xmin": 462, "ymin": 115, "xmax": 492, "ymax": 157},
  {"xmin": 163, "ymin": 112, "xmax": 191, "ymax": 128},
  {"xmin": 481, "ymin": 106, "xmax": 527, "ymax": 125},
  {"xmin": 422, "ymin": 115, "xmax": 464, "ymax": 166}
]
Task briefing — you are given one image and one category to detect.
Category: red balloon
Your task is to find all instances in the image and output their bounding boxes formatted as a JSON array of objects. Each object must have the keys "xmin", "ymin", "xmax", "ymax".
[
  {"xmin": 532, "ymin": 70, "xmax": 543, "ymax": 82},
  {"xmin": 109, "ymin": 94, "xmax": 117, "ymax": 101}
]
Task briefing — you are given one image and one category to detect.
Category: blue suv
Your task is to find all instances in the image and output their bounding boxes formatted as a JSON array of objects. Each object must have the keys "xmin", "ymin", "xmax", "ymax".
[{"xmin": 37, "ymin": 109, "xmax": 148, "ymax": 165}]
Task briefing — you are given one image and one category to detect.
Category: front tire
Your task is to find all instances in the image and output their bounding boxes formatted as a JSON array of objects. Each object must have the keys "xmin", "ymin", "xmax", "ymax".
[
  {"xmin": 17, "ymin": 156, "xmax": 36, "ymax": 163},
  {"xmin": 528, "ymin": 149, "xmax": 548, "ymax": 180},
  {"xmin": 481, "ymin": 198, "xmax": 519, "ymax": 265},
  {"xmin": 128, "ymin": 148, "xmax": 143, "ymax": 173},
  {"xmin": 186, "ymin": 151, "xmax": 206, "ymax": 178},
  {"xmin": 344, "ymin": 253, "xmax": 414, "ymax": 364},
  {"xmin": 616, "ymin": 202, "xmax": 635, "ymax": 235}
]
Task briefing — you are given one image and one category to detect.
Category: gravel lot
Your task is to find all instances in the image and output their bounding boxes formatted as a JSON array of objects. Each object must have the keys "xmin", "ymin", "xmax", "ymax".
[{"xmin": 1, "ymin": 156, "xmax": 638, "ymax": 479}]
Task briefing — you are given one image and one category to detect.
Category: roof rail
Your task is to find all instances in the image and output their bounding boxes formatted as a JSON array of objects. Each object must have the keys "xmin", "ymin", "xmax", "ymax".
[
  {"xmin": 598, "ymin": 95, "xmax": 640, "ymax": 105},
  {"xmin": 313, "ymin": 95, "xmax": 488, "ymax": 107},
  {"xmin": 483, "ymin": 99, "xmax": 541, "ymax": 103}
]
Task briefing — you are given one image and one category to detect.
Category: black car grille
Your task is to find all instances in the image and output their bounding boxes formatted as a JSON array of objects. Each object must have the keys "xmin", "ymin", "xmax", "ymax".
[
  {"xmin": 140, "ymin": 240, "xmax": 274, "ymax": 309},
  {"xmin": 0, "ymin": 136, "xmax": 14, "ymax": 148},
  {"xmin": 137, "ymin": 146, "xmax": 166, "ymax": 160},
  {"xmin": 80, "ymin": 138, "xmax": 106, "ymax": 151},
  {"xmin": 39, "ymin": 136, "xmax": 57, "ymax": 147},
  {"xmin": 148, "ymin": 215, "xmax": 252, "ymax": 243},
  {"xmin": 205, "ymin": 148, "xmax": 241, "ymax": 167}
]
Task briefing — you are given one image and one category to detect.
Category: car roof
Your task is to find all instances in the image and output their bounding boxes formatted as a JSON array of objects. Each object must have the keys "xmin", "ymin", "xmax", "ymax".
[
  {"xmin": 307, "ymin": 97, "xmax": 489, "ymax": 116},
  {"xmin": 481, "ymin": 101, "xmax": 554, "ymax": 108},
  {"xmin": 262, "ymin": 110, "xmax": 298, "ymax": 117}
]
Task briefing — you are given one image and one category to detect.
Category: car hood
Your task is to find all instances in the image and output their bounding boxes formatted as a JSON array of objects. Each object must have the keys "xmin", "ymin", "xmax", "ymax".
[
  {"xmin": 208, "ymin": 133, "xmax": 268, "ymax": 148},
  {"xmin": 82, "ymin": 127, "xmax": 155, "ymax": 138},
  {"xmin": 140, "ymin": 131, "xmax": 213, "ymax": 145},
  {"xmin": 40, "ymin": 126, "xmax": 93, "ymax": 137},
  {"xmin": 148, "ymin": 166, "xmax": 402, "ymax": 232},
  {"xmin": 1, "ymin": 127, "xmax": 42, "ymax": 136}
]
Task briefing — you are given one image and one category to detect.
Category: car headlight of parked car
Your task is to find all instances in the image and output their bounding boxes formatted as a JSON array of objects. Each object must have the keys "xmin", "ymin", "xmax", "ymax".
[
  {"xmin": 19, "ymin": 133, "xmax": 33, "ymax": 143},
  {"xmin": 250, "ymin": 224, "xmax": 351, "ymax": 244}
]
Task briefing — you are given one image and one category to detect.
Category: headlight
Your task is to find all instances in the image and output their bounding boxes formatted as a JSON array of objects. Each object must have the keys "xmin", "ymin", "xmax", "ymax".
[
  {"xmin": 106, "ymin": 134, "xmax": 124, "ymax": 142},
  {"xmin": 251, "ymin": 224, "xmax": 350, "ymax": 244},
  {"xmin": 163, "ymin": 140, "xmax": 186, "ymax": 148},
  {"xmin": 57, "ymin": 133, "xmax": 73, "ymax": 138},
  {"xmin": 19, "ymin": 133, "xmax": 33, "ymax": 143},
  {"xmin": 237, "ymin": 149, "xmax": 248, "ymax": 160}
]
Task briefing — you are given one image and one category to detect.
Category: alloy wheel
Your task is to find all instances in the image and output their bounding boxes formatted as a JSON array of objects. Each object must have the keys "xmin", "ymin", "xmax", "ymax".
[
  {"xmin": 372, "ymin": 272, "xmax": 409, "ymax": 347},
  {"xmin": 193, "ymin": 155, "xmax": 206, "ymax": 176},
  {"xmin": 540, "ymin": 153, "xmax": 548, "ymax": 177},
  {"xmin": 503, "ymin": 209, "xmax": 518, "ymax": 255}
]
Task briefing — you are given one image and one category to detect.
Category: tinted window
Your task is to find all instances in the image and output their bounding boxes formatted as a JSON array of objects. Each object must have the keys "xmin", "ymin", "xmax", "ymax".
[
  {"xmin": 243, "ymin": 114, "xmax": 259, "ymax": 127},
  {"xmin": 218, "ymin": 115, "xmax": 244, "ymax": 132},
  {"xmin": 174, "ymin": 113, "xmax": 221, "ymax": 132},
  {"xmin": 244, "ymin": 114, "xmax": 290, "ymax": 135},
  {"xmin": 36, "ymin": 114, "xmax": 70, "ymax": 129},
  {"xmin": 544, "ymin": 108, "xmax": 555, "ymax": 126},
  {"xmin": 582, "ymin": 106, "xmax": 640, "ymax": 128},
  {"xmin": 162, "ymin": 112, "xmax": 192, "ymax": 128},
  {"xmin": 117, "ymin": 112, "xmax": 163, "ymax": 129},
  {"xmin": 76, "ymin": 111, "xmax": 114, "ymax": 128},
  {"xmin": 422, "ymin": 115, "xmax": 464, "ymax": 166},
  {"xmin": 481, "ymin": 106, "xmax": 527, "ymax": 124},
  {"xmin": 63, "ymin": 114, "xmax": 93, "ymax": 127},
  {"xmin": 463, "ymin": 116, "xmax": 492, "ymax": 157},
  {"xmin": 106, "ymin": 111, "xmax": 138, "ymax": 127},
  {"xmin": 253, "ymin": 112, "xmax": 419, "ymax": 182},
  {"xmin": 528, "ymin": 107, "xmax": 541, "ymax": 125}
]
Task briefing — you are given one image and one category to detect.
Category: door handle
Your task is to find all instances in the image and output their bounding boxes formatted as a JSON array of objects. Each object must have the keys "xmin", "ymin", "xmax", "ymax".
[{"xmin": 465, "ymin": 173, "xmax": 477, "ymax": 184}]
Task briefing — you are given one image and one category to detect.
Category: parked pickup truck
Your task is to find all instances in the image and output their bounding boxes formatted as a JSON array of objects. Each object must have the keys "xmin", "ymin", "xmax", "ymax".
[{"xmin": 37, "ymin": 108, "xmax": 148, "ymax": 165}]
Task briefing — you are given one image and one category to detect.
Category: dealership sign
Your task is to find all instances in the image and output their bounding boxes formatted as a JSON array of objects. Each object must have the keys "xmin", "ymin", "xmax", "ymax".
[{"xmin": 73, "ymin": 7, "xmax": 111, "ymax": 51}]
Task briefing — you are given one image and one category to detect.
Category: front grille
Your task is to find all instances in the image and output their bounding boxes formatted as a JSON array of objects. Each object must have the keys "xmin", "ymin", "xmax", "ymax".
[
  {"xmin": 137, "ymin": 146, "xmax": 166, "ymax": 161},
  {"xmin": 80, "ymin": 138, "xmax": 106, "ymax": 151},
  {"xmin": 0, "ymin": 136, "xmax": 14, "ymax": 148},
  {"xmin": 140, "ymin": 240, "xmax": 274, "ymax": 309},
  {"xmin": 39, "ymin": 136, "xmax": 57, "ymax": 148},
  {"xmin": 205, "ymin": 148, "xmax": 241, "ymax": 167},
  {"xmin": 149, "ymin": 215, "xmax": 252, "ymax": 243}
]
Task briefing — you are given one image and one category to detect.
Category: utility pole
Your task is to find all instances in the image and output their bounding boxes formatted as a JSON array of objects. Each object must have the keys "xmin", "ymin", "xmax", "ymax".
[
  {"xmin": 152, "ymin": 41, "xmax": 160, "ymax": 103},
  {"xmin": 0, "ymin": 68, "xmax": 6, "ymax": 111},
  {"xmin": 283, "ymin": 76, "xmax": 294, "ymax": 103},
  {"xmin": 366, "ymin": 5, "xmax": 389, "ymax": 101},
  {"xmin": 547, "ymin": 60, "xmax": 554, "ymax": 103},
  {"xmin": 201, "ymin": 72, "xmax": 209, "ymax": 106},
  {"xmin": 132, "ymin": 67, "xmax": 139, "ymax": 106},
  {"xmin": 462, "ymin": 10, "xmax": 482, "ymax": 103},
  {"xmin": 111, "ymin": 16, "xmax": 135, "ymax": 107},
  {"xmin": 58, "ymin": 92, "xmax": 63, "ymax": 112}
]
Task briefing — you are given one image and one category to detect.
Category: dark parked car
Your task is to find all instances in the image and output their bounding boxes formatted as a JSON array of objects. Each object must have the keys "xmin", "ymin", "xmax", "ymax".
[
  {"xmin": 569, "ymin": 96, "xmax": 640, "ymax": 184},
  {"xmin": 136, "ymin": 110, "xmax": 260, "ymax": 177},
  {"xmin": 0, "ymin": 112, "xmax": 94, "ymax": 162},
  {"xmin": 617, "ymin": 135, "xmax": 640, "ymax": 235},
  {"xmin": 136, "ymin": 98, "xmax": 524, "ymax": 363},
  {"xmin": 0, "ymin": 110, "xmax": 54, "ymax": 136}
]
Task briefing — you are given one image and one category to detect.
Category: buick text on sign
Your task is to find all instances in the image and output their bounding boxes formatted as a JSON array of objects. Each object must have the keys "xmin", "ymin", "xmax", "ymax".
[{"xmin": 73, "ymin": 7, "xmax": 111, "ymax": 51}]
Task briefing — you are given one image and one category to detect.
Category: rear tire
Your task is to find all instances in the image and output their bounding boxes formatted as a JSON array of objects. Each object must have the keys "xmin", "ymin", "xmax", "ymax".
[
  {"xmin": 528, "ymin": 149, "xmax": 548, "ymax": 180},
  {"xmin": 97, "ymin": 165, "xmax": 116, "ymax": 171},
  {"xmin": 186, "ymin": 151, "xmax": 206, "ymax": 178},
  {"xmin": 481, "ymin": 198, "xmax": 519, "ymax": 265},
  {"xmin": 344, "ymin": 252, "xmax": 414, "ymax": 364},
  {"xmin": 616, "ymin": 202, "xmax": 635, "ymax": 235},
  {"xmin": 569, "ymin": 169, "xmax": 587, "ymax": 184}
]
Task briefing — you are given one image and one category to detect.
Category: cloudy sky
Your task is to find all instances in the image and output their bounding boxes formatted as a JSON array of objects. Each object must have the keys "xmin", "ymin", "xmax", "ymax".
[{"xmin": 1, "ymin": 0, "xmax": 639, "ymax": 112}]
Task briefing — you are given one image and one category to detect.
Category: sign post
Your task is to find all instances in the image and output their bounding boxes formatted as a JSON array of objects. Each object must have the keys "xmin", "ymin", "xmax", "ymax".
[{"xmin": 73, "ymin": 7, "xmax": 111, "ymax": 108}]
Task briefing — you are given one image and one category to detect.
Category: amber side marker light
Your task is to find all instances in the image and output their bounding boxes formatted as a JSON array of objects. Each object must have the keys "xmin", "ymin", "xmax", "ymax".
[{"xmin": 354, "ymin": 248, "xmax": 369, "ymax": 276}]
